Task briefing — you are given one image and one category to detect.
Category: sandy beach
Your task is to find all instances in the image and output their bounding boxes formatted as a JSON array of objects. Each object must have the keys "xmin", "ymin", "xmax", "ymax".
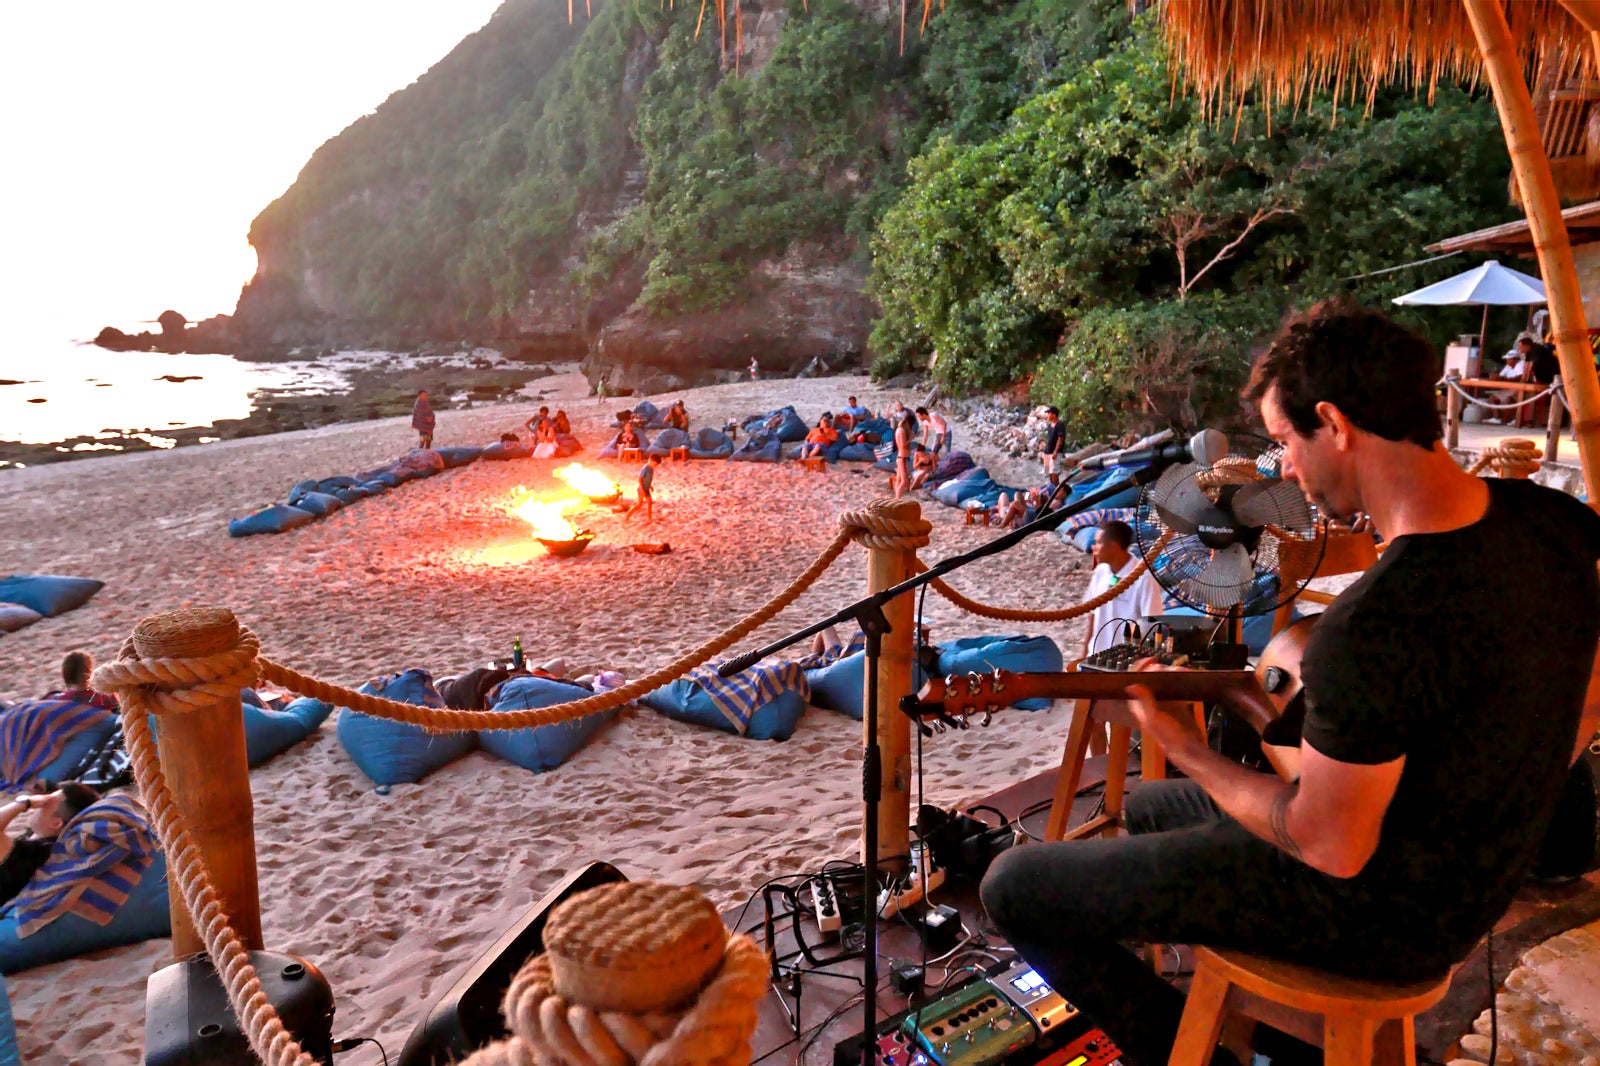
[{"xmin": 0, "ymin": 372, "xmax": 1097, "ymax": 1066}]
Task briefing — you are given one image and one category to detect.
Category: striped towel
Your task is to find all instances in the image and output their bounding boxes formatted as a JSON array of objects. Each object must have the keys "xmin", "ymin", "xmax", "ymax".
[
  {"xmin": 794, "ymin": 629, "xmax": 868, "ymax": 670},
  {"xmin": 0, "ymin": 698, "xmax": 117, "ymax": 791},
  {"xmin": 687, "ymin": 662, "xmax": 810, "ymax": 736},
  {"xmin": 11, "ymin": 793, "xmax": 157, "ymax": 937},
  {"xmin": 1056, "ymin": 506, "xmax": 1138, "ymax": 540},
  {"xmin": 875, "ymin": 441, "xmax": 897, "ymax": 462}
]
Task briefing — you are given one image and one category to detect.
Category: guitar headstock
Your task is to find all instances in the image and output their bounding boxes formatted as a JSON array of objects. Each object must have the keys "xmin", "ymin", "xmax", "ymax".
[{"xmin": 908, "ymin": 669, "xmax": 1018, "ymax": 730}]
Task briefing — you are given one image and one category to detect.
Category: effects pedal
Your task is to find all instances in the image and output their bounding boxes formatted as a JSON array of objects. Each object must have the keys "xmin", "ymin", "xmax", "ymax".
[
  {"xmin": 812, "ymin": 875, "xmax": 842, "ymax": 937},
  {"xmin": 877, "ymin": 1027, "xmax": 931, "ymax": 1066},
  {"xmin": 902, "ymin": 976, "xmax": 1033, "ymax": 1066},
  {"xmin": 991, "ymin": 960, "xmax": 1077, "ymax": 1036},
  {"xmin": 1035, "ymin": 1028, "xmax": 1123, "ymax": 1066}
]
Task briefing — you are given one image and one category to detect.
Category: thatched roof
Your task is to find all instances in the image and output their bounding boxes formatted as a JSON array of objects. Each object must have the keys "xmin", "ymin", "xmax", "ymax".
[{"xmin": 1159, "ymin": 0, "xmax": 1595, "ymax": 114}]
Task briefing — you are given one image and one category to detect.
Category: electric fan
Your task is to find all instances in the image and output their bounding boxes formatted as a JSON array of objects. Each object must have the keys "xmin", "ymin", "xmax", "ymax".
[{"xmin": 1133, "ymin": 433, "xmax": 1327, "ymax": 632}]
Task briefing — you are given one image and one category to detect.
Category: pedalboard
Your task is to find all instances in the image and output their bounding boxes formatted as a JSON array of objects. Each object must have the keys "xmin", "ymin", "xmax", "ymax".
[{"xmin": 902, "ymin": 973, "xmax": 1033, "ymax": 1066}]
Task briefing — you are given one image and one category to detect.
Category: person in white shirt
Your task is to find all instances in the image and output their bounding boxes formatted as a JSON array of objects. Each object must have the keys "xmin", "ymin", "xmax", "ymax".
[{"xmin": 1078, "ymin": 520, "xmax": 1163, "ymax": 756}]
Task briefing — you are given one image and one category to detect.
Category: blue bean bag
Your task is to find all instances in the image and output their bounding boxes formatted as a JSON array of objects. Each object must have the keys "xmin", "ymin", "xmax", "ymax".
[
  {"xmin": 688, "ymin": 428, "xmax": 734, "ymax": 460},
  {"xmin": 598, "ymin": 430, "xmax": 652, "ymax": 459},
  {"xmin": 739, "ymin": 406, "xmax": 807, "ymax": 443},
  {"xmin": 554, "ymin": 434, "xmax": 583, "ymax": 457},
  {"xmin": 930, "ymin": 469, "xmax": 993, "ymax": 507},
  {"xmin": 0, "ymin": 852, "xmax": 171, "ymax": 976},
  {"xmin": 436, "ymin": 446, "xmax": 483, "ymax": 469},
  {"xmin": 805, "ymin": 653, "xmax": 929, "ymax": 721},
  {"xmin": 642, "ymin": 666, "xmax": 808, "ymax": 740},
  {"xmin": 934, "ymin": 635, "xmax": 1063, "ymax": 710},
  {"xmin": 626, "ymin": 401, "xmax": 667, "ymax": 429},
  {"xmin": 0, "ymin": 576, "xmax": 104, "ymax": 617},
  {"xmin": 336, "ymin": 670, "xmax": 475, "ymax": 786},
  {"xmin": 333, "ymin": 485, "xmax": 374, "ymax": 505},
  {"xmin": 1061, "ymin": 469, "xmax": 1141, "ymax": 510},
  {"xmin": 851, "ymin": 418, "xmax": 892, "ymax": 443},
  {"xmin": 244, "ymin": 697, "xmax": 333, "ymax": 767},
  {"xmin": 229, "ymin": 505, "xmax": 316, "ymax": 537},
  {"xmin": 0, "ymin": 973, "xmax": 19, "ymax": 1066},
  {"xmin": 645, "ymin": 428, "xmax": 690, "ymax": 457},
  {"xmin": 291, "ymin": 491, "xmax": 343, "ymax": 517},
  {"xmin": 481, "ymin": 440, "xmax": 531, "ymax": 461},
  {"xmin": 288, "ymin": 476, "xmax": 361, "ymax": 505},
  {"xmin": 837, "ymin": 442, "xmax": 877, "ymax": 462},
  {"xmin": 390, "ymin": 449, "xmax": 446, "ymax": 482},
  {"xmin": 479, "ymin": 677, "xmax": 619, "ymax": 772},
  {"xmin": 730, "ymin": 436, "xmax": 783, "ymax": 463}
]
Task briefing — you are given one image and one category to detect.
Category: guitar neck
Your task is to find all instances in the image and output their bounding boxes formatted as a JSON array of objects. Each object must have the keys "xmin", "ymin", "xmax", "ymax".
[{"xmin": 917, "ymin": 670, "xmax": 1279, "ymax": 734}]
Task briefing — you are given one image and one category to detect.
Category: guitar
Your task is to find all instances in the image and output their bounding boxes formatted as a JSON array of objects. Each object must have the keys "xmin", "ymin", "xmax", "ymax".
[{"xmin": 904, "ymin": 618, "xmax": 1318, "ymax": 779}]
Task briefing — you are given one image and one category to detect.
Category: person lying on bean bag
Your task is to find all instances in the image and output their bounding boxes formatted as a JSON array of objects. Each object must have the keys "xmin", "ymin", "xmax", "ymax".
[{"xmin": 0, "ymin": 784, "xmax": 100, "ymax": 909}]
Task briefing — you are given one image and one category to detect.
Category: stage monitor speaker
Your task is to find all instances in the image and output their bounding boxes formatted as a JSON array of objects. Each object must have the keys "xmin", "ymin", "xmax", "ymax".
[
  {"xmin": 397, "ymin": 860, "xmax": 627, "ymax": 1066},
  {"xmin": 144, "ymin": 950, "xmax": 335, "ymax": 1066}
]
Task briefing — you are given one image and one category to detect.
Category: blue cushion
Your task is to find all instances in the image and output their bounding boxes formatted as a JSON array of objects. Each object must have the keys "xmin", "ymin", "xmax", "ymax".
[
  {"xmin": 336, "ymin": 670, "xmax": 475, "ymax": 786},
  {"xmin": 742, "ymin": 406, "xmax": 808, "ymax": 443},
  {"xmin": 365, "ymin": 472, "xmax": 402, "ymax": 488},
  {"xmin": 229, "ymin": 505, "xmax": 315, "ymax": 537},
  {"xmin": 730, "ymin": 438, "xmax": 783, "ymax": 463},
  {"xmin": 436, "ymin": 446, "xmax": 483, "ymax": 468},
  {"xmin": 806, "ymin": 653, "xmax": 928, "ymax": 721},
  {"xmin": 480, "ymin": 440, "xmax": 531, "ymax": 461},
  {"xmin": 292, "ymin": 491, "xmax": 343, "ymax": 517},
  {"xmin": 332, "ymin": 485, "xmax": 373, "ymax": 505},
  {"xmin": 688, "ymin": 428, "xmax": 734, "ymax": 459},
  {"xmin": 0, "ymin": 853, "xmax": 171, "ymax": 975},
  {"xmin": 0, "ymin": 576, "xmax": 104, "ymax": 618},
  {"xmin": 642, "ymin": 681, "xmax": 807, "ymax": 740},
  {"xmin": 244, "ymin": 697, "xmax": 332, "ymax": 767},
  {"xmin": 645, "ymin": 428, "xmax": 690, "ymax": 456},
  {"xmin": 853, "ymin": 418, "xmax": 892, "ymax": 441},
  {"xmin": 479, "ymin": 677, "xmax": 618, "ymax": 771},
  {"xmin": 0, "ymin": 973, "xmax": 20, "ymax": 1066},
  {"xmin": 837, "ymin": 442, "xmax": 878, "ymax": 462},
  {"xmin": 934, "ymin": 635, "xmax": 1063, "ymax": 710},
  {"xmin": 360, "ymin": 480, "xmax": 392, "ymax": 496},
  {"xmin": 930, "ymin": 471, "xmax": 994, "ymax": 507}
]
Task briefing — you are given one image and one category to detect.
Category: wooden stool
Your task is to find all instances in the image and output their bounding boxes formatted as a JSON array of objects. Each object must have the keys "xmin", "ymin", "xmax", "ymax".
[
  {"xmin": 1170, "ymin": 947, "xmax": 1451, "ymax": 1066},
  {"xmin": 964, "ymin": 507, "xmax": 991, "ymax": 526},
  {"xmin": 1043, "ymin": 685, "xmax": 1205, "ymax": 842},
  {"xmin": 669, "ymin": 446, "xmax": 689, "ymax": 462},
  {"xmin": 619, "ymin": 447, "xmax": 642, "ymax": 464},
  {"xmin": 800, "ymin": 456, "xmax": 827, "ymax": 473}
]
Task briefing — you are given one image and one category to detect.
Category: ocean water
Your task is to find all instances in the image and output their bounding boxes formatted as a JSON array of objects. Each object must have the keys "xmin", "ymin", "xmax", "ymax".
[{"xmin": 0, "ymin": 339, "xmax": 348, "ymax": 447}]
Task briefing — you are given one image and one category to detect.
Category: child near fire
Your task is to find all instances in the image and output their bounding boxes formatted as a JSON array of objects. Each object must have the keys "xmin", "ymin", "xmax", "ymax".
[{"xmin": 626, "ymin": 454, "xmax": 662, "ymax": 522}]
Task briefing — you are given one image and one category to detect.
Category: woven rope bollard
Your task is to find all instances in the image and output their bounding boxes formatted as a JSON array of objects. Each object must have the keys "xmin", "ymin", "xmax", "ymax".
[
  {"xmin": 126, "ymin": 607, "xmax": 265, "ymax": 955},
  {"xmin": 460, "ymin": 882, "xmax": 769, "ymax": 1066}
]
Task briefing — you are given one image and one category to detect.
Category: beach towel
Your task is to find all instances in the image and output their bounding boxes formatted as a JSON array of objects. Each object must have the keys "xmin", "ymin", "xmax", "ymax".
[
  {"xmin": 1058, "ymin": 506, "xmax": 1139, "ymax": 546},
  {"xmin": 411, "ymin": 395, "xmax": 435, "ymax": 436},
  {"xmin": 0, "ymin": 698, "xmax": 119, "ymax": 791},
  {"xmin": 12, "ymin": 793, "xmax": 157, "ymax": 937},
  {"xmin": 0, "ymin": 851, "xmax": 168, "ymax": 975},
  {"xmin": 229, "ymin": 504, "xmax": 316, "ymax": 537},
  {"xmin": 642, "ymin": 663, "xmax": 809, "ymax": 740},
  {"xmin": 694, "ymin": 662, "xmax": 808, "ymax": 734},
  {"xmin": 0, "ymin": 576, "xmax": 104, "ymax": 618}
]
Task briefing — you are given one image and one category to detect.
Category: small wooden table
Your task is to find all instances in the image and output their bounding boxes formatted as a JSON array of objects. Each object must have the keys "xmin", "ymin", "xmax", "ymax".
[
  {"xmin": 618, "ymin": 447, "xmax": 642, "ymax": 464},
  {"xmin": 799, "ymin": 456, "xmax": 827, "ymax": 473},
  {"xmin": 964, "ymin": 507, "xmax": 992, "ymax": 526},
  {"xmin": 669, "ymin": 446, "xmax": 689, "ymax": 462}
]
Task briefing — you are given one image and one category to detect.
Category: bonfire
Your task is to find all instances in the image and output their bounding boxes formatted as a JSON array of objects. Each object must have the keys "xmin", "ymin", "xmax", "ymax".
[
  {"xmin": 509, "ymin": 488, "xmax": 595, "ymax": 557},
  {"xmin": 553, "ymin": 462, "xmax": 621, "ymax": 504}
]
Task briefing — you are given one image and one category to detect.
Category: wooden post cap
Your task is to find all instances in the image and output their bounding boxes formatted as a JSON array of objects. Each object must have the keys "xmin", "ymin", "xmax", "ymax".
[
  {"xmin": 132, "ymin": 607, "xmax": 242, "ymax": 661},
  {"xmin": 543, "ymin": 882, "xmax": 728, "ymax": 1013}
]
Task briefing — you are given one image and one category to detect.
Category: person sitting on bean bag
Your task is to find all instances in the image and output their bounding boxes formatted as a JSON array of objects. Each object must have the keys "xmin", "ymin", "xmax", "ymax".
[
  {"xmin": 666, "ymin": 401, "xmax": 689, "ymax": 433},
  {"xmin": 43, "ymin": 652, "xmax": 116, "ymax": 713},
  {"xmin": 617, "ymin": 421, "xmax": 642, "ymax": 452},
  {"xmin": 800, "ymin": 414, "xmax": 838, "ymax": 459},
  {"xmin": 0, "ymin": 784, "xmax": 100, "ymax": 908}
]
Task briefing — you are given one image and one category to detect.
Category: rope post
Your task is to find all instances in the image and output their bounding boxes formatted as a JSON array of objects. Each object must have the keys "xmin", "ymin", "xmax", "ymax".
[
  {"xmin": 134, "ymin": 609, "xmax": 264, "ymax": 957},
  {"xmin": 864, "ymin": 499, "xmax": 919, "ymax": 870},
  {"xmin": 1445, "ymin": 369, "xmax": 1463, "ymax": 450},
  {"xmin": 1547, "ymin": 376, "xmax": 1565, "ymax": 465}
]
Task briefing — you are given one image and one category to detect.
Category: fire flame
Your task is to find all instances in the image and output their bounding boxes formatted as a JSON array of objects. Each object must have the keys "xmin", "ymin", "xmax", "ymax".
[
  {"xmin": 553, "ymin": 462, "xmax": 621, "ymax": 499},
  {"xmin": 510, "ymin": 489, "xmax": 579, "ymax": 541}
]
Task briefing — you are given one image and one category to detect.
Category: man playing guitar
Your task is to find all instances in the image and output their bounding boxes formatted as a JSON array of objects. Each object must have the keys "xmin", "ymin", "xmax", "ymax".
[{"xmin": 980, "ymin": 300, "xmax": 1600, "ymax": 1066}]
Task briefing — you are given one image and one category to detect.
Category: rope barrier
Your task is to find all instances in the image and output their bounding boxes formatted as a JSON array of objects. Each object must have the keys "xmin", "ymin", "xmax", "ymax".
[
  {"xmin": 1465, "ymin": 438, "xmax": 1542, "ymax": 479},
  {"xmin": 1440, "ymin": 376, "xmax": 1558, "ymax": 412}
]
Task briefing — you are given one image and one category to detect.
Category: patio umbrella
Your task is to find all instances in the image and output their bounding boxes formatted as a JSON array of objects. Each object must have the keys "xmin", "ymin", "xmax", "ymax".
[{"xmin": 1392, "ymin": 260, "xmax": 1546, "ymax": 368}]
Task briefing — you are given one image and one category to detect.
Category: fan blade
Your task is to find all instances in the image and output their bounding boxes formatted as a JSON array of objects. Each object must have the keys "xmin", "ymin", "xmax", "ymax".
[
  {"xmin": 1197, "ymin": 543, "xmax": 1254, "ymax": 598},
  {"xmin": 1230, "ymin": 477, "xmax": 1310, "ymax": 531},
  {"xmin": 1151, "ymin": 474, "xmax": 1212, "ymax": 535}
]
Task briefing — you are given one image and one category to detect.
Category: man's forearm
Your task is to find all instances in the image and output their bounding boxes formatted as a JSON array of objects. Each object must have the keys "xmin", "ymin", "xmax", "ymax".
[{"xmin": 1159, "ymin": 736, "xmax": 1307, "ymax": 862}]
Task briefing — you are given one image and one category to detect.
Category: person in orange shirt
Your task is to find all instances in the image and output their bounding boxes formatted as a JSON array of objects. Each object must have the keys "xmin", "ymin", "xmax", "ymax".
[{"xmin": 799, "ymin": 413, "xmax": 838, "ymax": 459}]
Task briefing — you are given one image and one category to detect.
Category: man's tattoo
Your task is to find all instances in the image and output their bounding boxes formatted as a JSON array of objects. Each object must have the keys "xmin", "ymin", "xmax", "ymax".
[{"xmin": 1269, "ymin": 784, "xmax": 1303, "ymax": 861}]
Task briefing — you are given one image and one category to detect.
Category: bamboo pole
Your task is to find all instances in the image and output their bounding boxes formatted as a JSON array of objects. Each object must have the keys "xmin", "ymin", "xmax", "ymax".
[
  {"xmin": 1466, "ymin": 0, "xmax": 1600, "ymax": 500},
  {"xmin": 864, "ymin": 500, "xmax": 918, "ymax": 870},
  {"xmin": 133, "ymin": 609, "xmax": 264, "ymax": 957}
]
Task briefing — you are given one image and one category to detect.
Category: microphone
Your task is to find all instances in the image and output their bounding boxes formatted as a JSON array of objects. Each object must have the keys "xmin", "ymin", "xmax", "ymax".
[{"xmin": 1079, "ymin": 429, "xmax": 1229, "ymax": 471}]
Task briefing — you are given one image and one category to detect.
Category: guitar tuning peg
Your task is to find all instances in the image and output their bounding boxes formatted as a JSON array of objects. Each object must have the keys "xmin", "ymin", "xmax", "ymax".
[
  {"xmin": 965, "ymin": 673, "xmax": 983, "ymax": 696},
  {"xmin": 980, "ymin": 710, "xmax": 993, "ymax": 727},
  {"xmin": 990, "ymin": 670, "xmax": 1006, "ymax": 695}
]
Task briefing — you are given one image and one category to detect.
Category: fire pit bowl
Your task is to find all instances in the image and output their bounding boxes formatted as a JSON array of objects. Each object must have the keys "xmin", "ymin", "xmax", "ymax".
[
  {"xmin": 584, "ymin": 492, "xmax": 621, "ymax": 506},
  {"xmin": 536, "ymin": 531, "xmax": 596, "ymax": 558}
]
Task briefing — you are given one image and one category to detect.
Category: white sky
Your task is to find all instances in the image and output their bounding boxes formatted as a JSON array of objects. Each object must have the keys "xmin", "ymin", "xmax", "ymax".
[{"xmin": 0, "ymin": 1, "xmax": 504, "ymax": 344}]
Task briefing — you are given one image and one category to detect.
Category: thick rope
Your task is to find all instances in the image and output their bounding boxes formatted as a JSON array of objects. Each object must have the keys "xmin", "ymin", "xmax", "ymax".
[
  {"xmin": 917, "ymin": 530, "xmax": 1176, "ymax": 621},
  {"xmin": 1466, "ymin": 439, "xmax": 1542, "ymax": 478}
]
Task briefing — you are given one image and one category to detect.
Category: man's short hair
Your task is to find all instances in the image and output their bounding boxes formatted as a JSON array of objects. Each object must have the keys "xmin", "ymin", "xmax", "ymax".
[
  {"xmin": 1243, "ymin": 298, "xmax": 1440, "ymax": 448},
  {"xmin": 1098, "ymin": 520, "xmax": 1134, "ymax": 549},
  {"xmin": 1045, "ymin": 406, "xmax": 1059, "ymax": 417},
  {"xmin": 61, "ymin": 651, "xmax": 93, "ymax": 688},
  {"xmin": 60, "ymin": 783, "xmax": 101, "ymax": 822},
  {"xmin": 916, "ymin": 407, "xmax": 929, "ymax": 416},
  {"xmin": 848, "ymin": 396, "xmax": 858, "ymax": 403}
]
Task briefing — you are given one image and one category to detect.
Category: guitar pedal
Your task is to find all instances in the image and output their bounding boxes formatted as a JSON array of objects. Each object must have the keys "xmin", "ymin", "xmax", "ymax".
[{"xmin": 991, "ymin": 960, "xmax": 1077, "ymax": 1034}]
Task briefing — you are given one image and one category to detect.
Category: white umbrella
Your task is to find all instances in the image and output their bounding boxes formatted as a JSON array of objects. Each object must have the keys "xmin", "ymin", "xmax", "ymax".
[{"xmin": 1392, "ymin": 261, "xmax": 1546, "ymax": 369}]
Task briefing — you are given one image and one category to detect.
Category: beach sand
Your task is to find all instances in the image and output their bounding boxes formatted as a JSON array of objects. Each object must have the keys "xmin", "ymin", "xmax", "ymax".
[{"xmin": 0, "ymin": 373, "xmax": 1097, "ymax": 1065}]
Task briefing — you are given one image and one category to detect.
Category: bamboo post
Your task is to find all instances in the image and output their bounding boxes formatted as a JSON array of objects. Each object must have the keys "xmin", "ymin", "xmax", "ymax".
[
  {"xmin": 1445, "ymin": 370, "xmax": 1463, "ymax": 449},
  {"xmin": 1466, "ymin": 0, "xmax": 1600, "ymax": 500},
  {"xmin": 1549, "ymin": 375, "xmax": 1566, "ymax": 463},
  {"xmin": 864, "ymin": 500, "xmax": 918, "ymax": 870},
  {"xmin": 133, "ymin": 609, "xmax": 264, "ymax": 957}
]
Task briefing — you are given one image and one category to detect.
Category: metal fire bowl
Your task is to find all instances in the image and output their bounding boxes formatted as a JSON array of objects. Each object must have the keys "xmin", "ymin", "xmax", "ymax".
[
  {"xmin": 537, "ymin": 532, "xmax": 596, "ymax": 558},
  {"xmin": 585, "ymin": 492, "xmax": 621, "ymax": 506}
]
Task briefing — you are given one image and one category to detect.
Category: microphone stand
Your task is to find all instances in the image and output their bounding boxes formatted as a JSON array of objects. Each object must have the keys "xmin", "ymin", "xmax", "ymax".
[{"xmin": 717, "ymin": 458, "xmax": 1177, "ymax": 1064}]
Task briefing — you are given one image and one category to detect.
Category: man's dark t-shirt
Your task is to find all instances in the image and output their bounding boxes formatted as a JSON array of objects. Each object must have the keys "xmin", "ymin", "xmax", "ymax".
[
  {"xmin": 1528, "ymin": 342, "xmax": 1559, "ymax": 385},
  {"xmin": 1045, "ymin": 422, "xmax": 1066, "ymax": 456},
  {"xmin": 0, "ymin": 837, "xmax": 54, "ymax": 908},
  {"xmin": 1299, "ymin": 478, "xmax": 1600, "ymax": 970}
]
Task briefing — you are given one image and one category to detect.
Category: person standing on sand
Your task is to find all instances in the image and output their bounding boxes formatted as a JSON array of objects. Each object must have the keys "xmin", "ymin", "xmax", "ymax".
[
  {"xmin": 412, "ymin": 390, "xmax": 436, "ymax": 450},
  {"xmin": 749, "ymin": 357, "xmax": 760, "ymax": 382},
  {"xmin": 626, "ymin": 454, "xmax": 662, "ymax": 523},
  {"xmin": 893, "ymin": 410, "xmax": 915, "ymax": 499}
]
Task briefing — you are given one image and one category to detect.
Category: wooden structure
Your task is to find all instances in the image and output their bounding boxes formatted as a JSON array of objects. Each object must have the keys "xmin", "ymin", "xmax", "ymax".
[
  {"xmin": 669, "ymin": 446, "xmax": 690, "ymax": 462},
  {"xmin": 1169, "ymin": 947, "xmax": 1451, "ymax": 1066},
  {"xmin": 1272, "ymin": 530, "xmax": 1381, "ymax": 632},
  {"xmin": 864, "ymin": 500, "xmax": 920, "ymax": 866},
  {"xmin": 799, "ymin": 456, "xmax": 827, "ymax": 473},
  {"xmin": 1160, "ymin": 0, "xmax": 1600, "ymax": 498},
  {"xmin": 618, "ymin": 446, "xmax": 642, "ymax": 464}
]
